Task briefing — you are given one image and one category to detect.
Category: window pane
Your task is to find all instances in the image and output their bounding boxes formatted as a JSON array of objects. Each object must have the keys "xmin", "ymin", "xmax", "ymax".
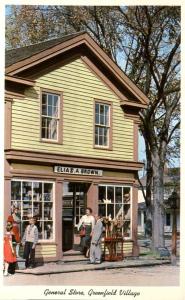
[
  {"xmin": 123, "ymin": 187, "xmax": 131, "ymax": 203},
  {"xmin": 107, "ymin": 186, "xmax": 114, "ymax": 203},
  {"xmin": 42, "ymin": 118, "xmax": 47, "ymax": 139},
  {"xmin": 33, "ymin": 182, "xmax": 42, "ymax": 201},
  {"xmin": 44, "ymin": 183, "xmax": 53, "ymax": 201},
  {"xmin": 115, "ymin": 204, "xmax": 123, "ymax": 217},
  {"xmin": 42, "ymin": 93, "xmax": 47, "ymax": 105},
  {"xmin": 107, "ymin": 204, "xmax": 114, "ymax": 218},
  {"xmin": 124, "ymin": 204, "xmax": 131, "ymax": 220},
  {"xmin": 99, "ymin": 127, "xmax": 103, "ymax": 136},
  {"xmin": 48, "ymin": 119, "xmax": 57, "ymax": 140},
  {"xmin": 98, "ymin": 204, "xmax": 106, "ymax": 217},
  {"xmin": 95, "ymin": 113, "xmax": 99, "ymax": 124},
  {"xmin": 48, "ymin": 94, "xmax": 53, "ymax": 106},
  {"xmin": 22, "ymin": 182, "xmax": 32, "ymax": 200},
  {"xmin": 48, "ymin": 105, "xmax": 52, "ymax": 117},
  {"xmin": 33, "ymin": 202, "xmax": 42, "ymax": 219},
  {"xmin": 53, "ymin": 106, "xmax": 58, "ymax": 118},
  {"xmin": 37, "ymin": 221, "xmax": 43, "ymax": 239},
  {"xmin": 22, "ymin": 202, "xmax": 32, "ymax": 220},
  {"xmin": 99, "ymin": 135, "xmax": 103, "ymax": 145},
  {"xmin": 100, "ymin": 104, "xmax": 104, "ymax": 114},
  {"xmin": 115, "ymin": 187, "xmax": 122, "ymax": 203},
  {"xmin": 42, "ymin": 104, "xmax": 47, "ymax": 115},
  {"xmin": 123, "ymin": 221, "xmax": 130, "ymax": 237},
  {"xmin": 166, "ymin": 213, "xmax": 171, "ymax": 226},
  {"xmin": 98, "ymin": 186, "xmax": 106, "ymax": 202},
  {"xmin": 53, "ymin": 95, "xmax": 58, "ymax": 107},
  {"xmin": 42, "ymin": 117, "xmax": 47, "ymax": 127},
  {"xmin": 104, "ymin": 128, "xmax": 108, "ymax": 146},
  {"xmin": 95, "ymin": 103, "xmax": 99, "ymax": 114},
  {"xmin": 11, "ymin": 181, "xmax": 21, "ymax": 200},
  {"xmin": 44, "ymin": 202, "xmax": 53, "ymax": 219},
  {"xmin": 95, "ymin": 134, "xmax": 98, "ymax": 146},
  {"xmin": 100, "ymin": 114, "xmax": 104, "ymax": 125},
  {"xmin": 105, "ymin": 105, "xmax": 109, "ymax": 125},
  {"xmin": 44, "ymin": 221, "xmax": 53, "ymax": 239}
]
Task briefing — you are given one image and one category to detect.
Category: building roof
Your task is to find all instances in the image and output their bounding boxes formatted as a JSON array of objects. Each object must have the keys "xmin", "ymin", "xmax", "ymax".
[
  {"xmin": 5, "ymin": 32, "xmax": 84, "ymax": 67},
  {"xmin": 5, "ymin": 31, "xmax": 149, "ymax": 108}
]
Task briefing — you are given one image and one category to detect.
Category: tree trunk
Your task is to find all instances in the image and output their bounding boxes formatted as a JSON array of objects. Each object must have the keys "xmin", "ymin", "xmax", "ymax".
[{"xmin": 152, "ymin": 155, "xmax": 165, "ymax": 250}]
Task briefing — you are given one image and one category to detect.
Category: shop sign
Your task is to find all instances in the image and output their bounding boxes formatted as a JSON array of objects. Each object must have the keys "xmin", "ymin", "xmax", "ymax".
[{"xmin": 54, "ymin": 166, "xmax": 103, "ymax": 176}]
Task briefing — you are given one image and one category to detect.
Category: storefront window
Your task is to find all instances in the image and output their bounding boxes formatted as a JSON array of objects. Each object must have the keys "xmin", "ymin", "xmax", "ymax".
[
  {"xmin": 11, "ymin": 180, "xmax": 54, "ymax": 241},
  {"xmin": 98, "ymin": 185, "xmax": 132, "ymax": 238}
]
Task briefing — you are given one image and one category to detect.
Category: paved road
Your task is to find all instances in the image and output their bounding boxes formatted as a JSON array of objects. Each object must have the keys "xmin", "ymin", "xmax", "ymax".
[{"xmin": 4, "ymin": 264, "xmax": 179, "ymax": 286}]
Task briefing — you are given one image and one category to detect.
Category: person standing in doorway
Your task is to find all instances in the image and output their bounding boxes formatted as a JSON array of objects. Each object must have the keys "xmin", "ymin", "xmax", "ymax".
[
  {"xmin": 89, "ymin": 214, "xmax": 103, "ymax": 264},
  {"xmin": 78, "ymin": 207, "xmax": 95, "ymax": 257},
  {"xmin": 22, "ymin": 217, "xmax": 38, "ymax": 269}
]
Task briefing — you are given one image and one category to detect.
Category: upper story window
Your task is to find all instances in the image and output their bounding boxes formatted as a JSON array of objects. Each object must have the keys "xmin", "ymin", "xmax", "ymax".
[
  {"xmin": 95, "ymin": 101, "xmax": 112, "ymax": 149},
  {"xmin": 41, "ymin": 90, "xmax": 62, "ymax": 143}
]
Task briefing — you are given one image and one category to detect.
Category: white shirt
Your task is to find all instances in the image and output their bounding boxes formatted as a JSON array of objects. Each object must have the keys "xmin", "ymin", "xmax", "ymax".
[{"xmin": 77, "ymin": 215, "xmax": 95, "ymax": 231}]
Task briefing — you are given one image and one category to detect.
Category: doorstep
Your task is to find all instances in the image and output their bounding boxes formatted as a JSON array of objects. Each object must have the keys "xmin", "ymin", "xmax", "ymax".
[{"xmin": 15, "ymin": 258, "xmax": 171, "ymax": 276}]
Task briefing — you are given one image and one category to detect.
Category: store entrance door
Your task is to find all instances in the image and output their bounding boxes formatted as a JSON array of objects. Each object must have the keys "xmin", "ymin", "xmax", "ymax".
[{"xmin": 62, "ymin": 182, "xmax": 89, "ymax": 252}]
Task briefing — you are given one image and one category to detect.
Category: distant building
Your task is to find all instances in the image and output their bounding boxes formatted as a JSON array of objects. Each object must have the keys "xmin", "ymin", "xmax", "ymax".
[{"xmin": 138, "ymin": 167, "xmax": 180, "ymax": 235}]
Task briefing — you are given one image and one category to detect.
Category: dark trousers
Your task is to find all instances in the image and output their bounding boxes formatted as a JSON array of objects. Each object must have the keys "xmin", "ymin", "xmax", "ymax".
[
  {"xmin": 23, "ymin": 242, "xmax": 35, "ymax": 268},
  {"xmin": 8, "ymin": 262, "xmax": 16, "ymax": 274}
]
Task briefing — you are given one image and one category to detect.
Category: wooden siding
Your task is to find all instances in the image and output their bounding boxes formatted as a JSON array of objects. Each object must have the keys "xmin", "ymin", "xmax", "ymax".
[
  {"xmin": 102, "ymin": 240, "xmax": 133, "ymax": 256},
  {"xmin": 19, "ymin": 244, "xmax": 57, "ymax": 258},
  {"xmin": 35, "ymin": 244, "xmax": 57, "ymax": 258},
  {"xmin": 11, "ymin": 58, "xmax": 134, "ymax": 161}
]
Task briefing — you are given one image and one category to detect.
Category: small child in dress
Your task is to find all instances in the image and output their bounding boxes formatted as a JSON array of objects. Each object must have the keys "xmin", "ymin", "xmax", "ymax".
[{"xmin": 4, "ymin": 222, "xmax": 17, "ymax": 276}]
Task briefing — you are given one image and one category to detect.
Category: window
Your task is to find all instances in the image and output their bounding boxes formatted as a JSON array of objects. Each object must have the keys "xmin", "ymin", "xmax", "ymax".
[
  {"xmin": 95, "ymin": 102, "xmax": 111, "ymax": 148},
  {"xmin": 11, "ymin": 180, "xmax": 54, "ymax": 241},
  {"xmin": 98, "ymin": 185, "xmax": 132, "ymax": 238},
  {"xmin": 41, "ymin": 91, "xmax": 62, "ymax": 142},
  {"xmin": 166, "ymin": 213, "xmax": 171, "ymax": 226}
]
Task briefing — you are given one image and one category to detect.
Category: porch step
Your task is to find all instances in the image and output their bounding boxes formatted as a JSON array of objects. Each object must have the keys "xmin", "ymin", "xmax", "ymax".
[
  {"xmin": 61, "ymin": 255, "xmax": 88, "ymax": 263},
  {"xmin": 63, "ymin": 250, "xmax": 83, "ymax": 256},
  {"xmin": 62, "ymin": 249, "xmax": 88, "ymax": 263}
]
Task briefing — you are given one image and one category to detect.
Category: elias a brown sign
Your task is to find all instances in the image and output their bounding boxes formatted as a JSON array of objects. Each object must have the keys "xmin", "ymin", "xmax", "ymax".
[{"xmin": 54, "ymin": 166, "xmax": 103, "ymax": 176}]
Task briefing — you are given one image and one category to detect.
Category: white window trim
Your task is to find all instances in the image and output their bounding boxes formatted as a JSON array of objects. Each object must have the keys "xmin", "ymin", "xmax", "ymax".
[
  {"xmin": 98, "ymin": 184, "xmax": 132, "ymax": 240},
  {"xmin": 95, "ymin": 103, "xmax": 110, "ymax": 148},
  {"xmin": 11, "ymin": 178, "xmax": 55, "ymax": 243},
  {"xmin": 41, "ymin": 92, "xmax": 60, "ymax": 142}
]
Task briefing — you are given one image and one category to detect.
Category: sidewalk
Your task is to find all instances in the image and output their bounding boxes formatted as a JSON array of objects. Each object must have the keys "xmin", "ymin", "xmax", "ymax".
[{"xmin": 15, "ymin": 257, "xmax": 171, "ymax": 276}]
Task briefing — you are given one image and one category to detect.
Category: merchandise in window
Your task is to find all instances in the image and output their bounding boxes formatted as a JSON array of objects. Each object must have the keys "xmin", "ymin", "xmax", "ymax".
[
  {"xmin": 41, "ymin": 92, "xmax": 60, "ymax": 141},
  {"xmin": 98, "ymin": 185, "xmax": 132, "ymax": 238},
  {"xmin": 11, "ymin": 180, "xmax": 54, "ymax": 241}
]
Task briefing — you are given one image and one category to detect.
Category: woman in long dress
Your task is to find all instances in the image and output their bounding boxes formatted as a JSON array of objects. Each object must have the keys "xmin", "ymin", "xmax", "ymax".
[{"xmin": 78, "ymin": 207, "xmax": 95, "ymax": 257}]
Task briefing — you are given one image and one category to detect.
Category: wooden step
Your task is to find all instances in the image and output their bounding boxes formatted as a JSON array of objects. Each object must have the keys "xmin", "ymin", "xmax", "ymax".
[{"xmin": 63, "ymin": 249, "xmax": 83, "ymax": 256}]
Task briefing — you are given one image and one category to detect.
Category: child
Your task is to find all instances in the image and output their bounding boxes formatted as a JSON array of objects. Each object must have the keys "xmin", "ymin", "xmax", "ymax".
[
  {"xmin": 22, "ymin": 217, "xmax": 38, "ymax": 269},
  {"xmin": 4, "ymin": 222, "xmax": 17, "ymax": 276}
]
